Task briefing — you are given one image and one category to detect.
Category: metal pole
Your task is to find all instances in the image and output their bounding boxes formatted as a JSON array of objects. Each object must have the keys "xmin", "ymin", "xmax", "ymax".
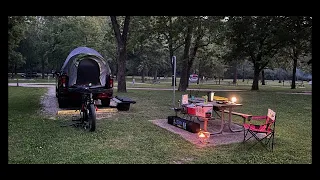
[{"xmin": 172, "ymin": 56, "xmax": 176, "ymax": 107}]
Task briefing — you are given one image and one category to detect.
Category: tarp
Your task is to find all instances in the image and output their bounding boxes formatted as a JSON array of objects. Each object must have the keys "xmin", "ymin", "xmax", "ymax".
[{"xmin": 60, "ymin": 47, "xmax": 111, "ymax": 87}]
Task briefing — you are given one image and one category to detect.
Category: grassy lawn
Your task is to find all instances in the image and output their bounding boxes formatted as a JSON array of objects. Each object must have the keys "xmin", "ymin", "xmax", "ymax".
[{"xmin": 8, "ymin": 84, "xmax": 312, "ymax": 164}]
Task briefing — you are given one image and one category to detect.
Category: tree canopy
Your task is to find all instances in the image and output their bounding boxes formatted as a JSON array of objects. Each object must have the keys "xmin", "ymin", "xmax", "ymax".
[{"xmin": 8, "ymin": 16, "xmax": 312, "ymax": 91}]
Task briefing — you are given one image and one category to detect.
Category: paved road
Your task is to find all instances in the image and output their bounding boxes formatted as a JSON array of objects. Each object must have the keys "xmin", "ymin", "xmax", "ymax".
[
  {"xmin": 8, "ymin": 82, "xmax": 55, "ymax": 88},
  {"xmin": 8, "ymin": 83, "xmax": 312, "ymax": 95},
  {"xmin": 8, "ymin": 83, "xmax": 246, "ymax": 92}
]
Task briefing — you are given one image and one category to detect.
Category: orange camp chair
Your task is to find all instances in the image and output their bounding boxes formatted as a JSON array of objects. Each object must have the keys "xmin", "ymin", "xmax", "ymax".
[{"xmin": 243, "ymin": 109, "xmax": 276, "ymax": 151}]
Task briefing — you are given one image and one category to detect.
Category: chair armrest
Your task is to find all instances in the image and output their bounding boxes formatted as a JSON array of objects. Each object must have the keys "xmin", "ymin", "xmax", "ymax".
[
  {"xmin": 250, "ymin": 115, "xmax": 267, "ymax": 120},
  {"xmin": 244, "ymin": 115, "xmax": 266, "ymax": 125}
]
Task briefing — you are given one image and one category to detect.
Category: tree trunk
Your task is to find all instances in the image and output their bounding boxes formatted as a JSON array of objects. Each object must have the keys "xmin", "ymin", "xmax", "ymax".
[
  {"xmin": 233, "ymin": 62, "xmax": 237, "ymax": 84},
  {"xmin": 197, "ymin": 58, "xmax": 202, "ymax": 84},
  {"xmin": 242, "ymin": 64, "xmax": 245, "ymax": 82},
  {"xmin": 14, "ymin": 63, "xmax": 17, "ymax": 75},
  {"xmin": 291, "ymin": 53, "xmax": 298, "ymax": 89},
  {"xmin": 186, "ymin": 29, "xmax": 202, "ymax": 88},
  {"xmin": 11, "ymin": 64, "xmax": 16, "ymax": 78},
  {"xmin": 178, "ymin": 58, "xmax": 190, "ymax": 91},
  {"xmin": 153, "ymin": 69, "xmax": 157, "ymax": 80},
  {"xmin": 117, "ymin": 46, "xmax": 127, "ymax": 92},
  {"xmin": 261, "ymin": 69, "xmax": 265, "ymax": 85},
  {"xmin": 41, "ymin": 58, "xmax": 45, "ymax": 79},
  {"xmin": 178, "ymin": 21, "xmax": 193, "ymax": 92},
  {"xmin": 110, "ymin": 16, "xmax": 130, "ymax": 93},
  {"xmin": 186, "ymin": 57, "xmax": 195, "ymax": 88},
  {"xmin": 141, "ymin": 68, "xmax": 145, "ymax": 83},
  {"xmin": 251, "ymin": 65, "xmax": 260, "ymax": 90}
]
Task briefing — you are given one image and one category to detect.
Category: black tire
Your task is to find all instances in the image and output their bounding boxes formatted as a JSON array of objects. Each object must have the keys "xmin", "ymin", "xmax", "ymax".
[
  {"xmin": 56, "ymin": 88, "xmax": 58, "ymax": 98},
  {"xmin": 87, "ymin": 104, "xmax": 96, "ymax": 132},
  {"xmin": 58, "ymin": 97, "xmax": 68, "ymax": 108},
  {"xmin": 101, "ymin": 98, "xmax": 110, "ymax": 107}
]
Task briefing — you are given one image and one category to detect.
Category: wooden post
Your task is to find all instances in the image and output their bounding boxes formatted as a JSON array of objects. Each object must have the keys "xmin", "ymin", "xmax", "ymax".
[{"xmin": 204, "ymin": 118, "xmax": 208, "ymax": 131}]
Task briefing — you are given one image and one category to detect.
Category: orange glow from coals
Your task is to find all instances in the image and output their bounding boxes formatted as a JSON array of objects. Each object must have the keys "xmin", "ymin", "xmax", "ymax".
[
  {"xmin": 198, "ymin": 131, "xmax": 210, "ymax": 138},
  {"xmin": 199, "ymin": 132, "xmax": 205, "ymax": 138}
]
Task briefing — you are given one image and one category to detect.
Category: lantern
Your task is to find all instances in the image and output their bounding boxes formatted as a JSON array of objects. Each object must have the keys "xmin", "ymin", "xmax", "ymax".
[
  {"xmin": 231, "ymin": 97, "xmax": 237, "ymax": 103},
  {"xmin": 207, "ymin": 91, "xmax": 215, "ymax": 102}
]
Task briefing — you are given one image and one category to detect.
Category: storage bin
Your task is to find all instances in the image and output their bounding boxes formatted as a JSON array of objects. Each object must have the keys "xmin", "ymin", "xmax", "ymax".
[{"xmin": 195, "ymin": 103, "xmax": 213, "ymax": 117}]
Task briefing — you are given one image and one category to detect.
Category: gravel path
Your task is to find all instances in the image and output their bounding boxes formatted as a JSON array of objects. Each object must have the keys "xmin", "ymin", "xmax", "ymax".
[{"xmin": 38, "ymin": 86, "xmax": 62, "ymax": 120}]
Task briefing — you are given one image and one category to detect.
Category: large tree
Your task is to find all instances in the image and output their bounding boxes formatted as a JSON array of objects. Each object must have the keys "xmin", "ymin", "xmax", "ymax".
[
  {"xmin": 226, "ymin": 16, "xmax": 287, "ymax": 90},
  {"xmin": 17, "ymin": 16, "xmax": 108, "ymax": 77},
  {"xmin": 8, "ymin": 16, "xmax": 31, "ymax": 75},
  {"xmin": 281, "ymin": 16, "xmax": 312, "ymax": 89},
  {"xmin": 110, "ymin": 16, "xmax": 130, "ymax": 92},
  {"xmin": 154, "ymin": 16, "xmax": 185, "ymax": 86},
  {"xmin": 178, "ymin": 16, "xmax": 223, "ymax": 91},
  {"xmin": 178, "ymin": 16, "xmax": 194, "ymax": 91},
  {"xmin": 127, "ymin": 16, "xmax": 163, "ymax": 82}
]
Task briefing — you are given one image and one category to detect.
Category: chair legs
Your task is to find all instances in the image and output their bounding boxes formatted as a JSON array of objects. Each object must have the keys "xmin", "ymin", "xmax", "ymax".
[{"xmin": 243, "ymin": 129, "xmax": 275, "ymax": 151}]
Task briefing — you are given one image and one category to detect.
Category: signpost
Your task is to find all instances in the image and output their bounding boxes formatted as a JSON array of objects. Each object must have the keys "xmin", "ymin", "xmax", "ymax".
[{"xmin": 172, "ymin": 56, "xmax": 176, "ymax": 108}]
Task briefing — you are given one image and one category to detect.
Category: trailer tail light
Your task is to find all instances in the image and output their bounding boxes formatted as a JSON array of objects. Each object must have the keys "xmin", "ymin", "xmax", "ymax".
[
  {"xmin": 97, "ymin": 93, "xmax": 108, "ymax": 99},
  {"xmin": 109, "ymin": 76, "xmax": 113, "ymax": 88},
  {"xmin": 106, "ymin": 75, "xmax": 113, "ymax": 88},
  {"xmin": 61, "ymin": 75, "xmax": 67, "ymax": 88}
]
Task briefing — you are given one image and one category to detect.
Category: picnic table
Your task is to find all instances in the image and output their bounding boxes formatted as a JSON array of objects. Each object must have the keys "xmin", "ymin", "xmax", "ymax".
[{"xmin": 186, "ymin": 98, "xmax": 245, "ymax": 135}]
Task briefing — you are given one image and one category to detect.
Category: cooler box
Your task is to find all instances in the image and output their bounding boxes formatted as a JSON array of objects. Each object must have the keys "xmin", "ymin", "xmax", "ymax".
[
  {"xmin": 195, "ymin": 103, "xmax": 213, "ymax": 117},
  {"xmin": 186, "ymin": 104, "xmax": 197, "ymax": 115}
]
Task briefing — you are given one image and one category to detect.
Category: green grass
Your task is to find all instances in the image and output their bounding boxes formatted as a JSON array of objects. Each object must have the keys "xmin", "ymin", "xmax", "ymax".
[{"xmin": 8, "ymin": 84, "xmax": 311, "ymax": 164}]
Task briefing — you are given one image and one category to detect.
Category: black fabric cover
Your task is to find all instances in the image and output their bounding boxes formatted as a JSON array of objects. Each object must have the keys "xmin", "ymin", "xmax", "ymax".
[
  {"xmin": 115, "ymin": 96, "xmax": 136, "ymax": 104},
  {"xmin": 76, "ymin": 59, "xmax": 100, "ymax": 85}
]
